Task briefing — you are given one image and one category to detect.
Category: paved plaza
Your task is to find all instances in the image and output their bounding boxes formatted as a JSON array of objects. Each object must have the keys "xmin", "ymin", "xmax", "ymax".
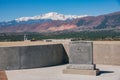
[{"xmin": 6, "ymin": 64, "xmax": 120, "ymax": 80}]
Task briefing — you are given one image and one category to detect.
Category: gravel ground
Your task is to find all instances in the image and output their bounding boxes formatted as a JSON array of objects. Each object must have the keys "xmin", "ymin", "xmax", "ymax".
[{"xmin": 6, "ymin": 64, "xmax": 120, "ymax": 80}]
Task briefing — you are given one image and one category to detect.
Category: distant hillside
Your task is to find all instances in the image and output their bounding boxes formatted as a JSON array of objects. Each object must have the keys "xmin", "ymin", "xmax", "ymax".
[{"xmin": 0, "ymin": 11, "xmax": 120, "ymax": 33}]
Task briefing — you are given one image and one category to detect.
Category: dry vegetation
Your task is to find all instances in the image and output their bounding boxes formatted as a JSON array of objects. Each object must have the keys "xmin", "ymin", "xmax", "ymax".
[
  {"xmin": 0, "ymin": 41, "xmax": 61, "ymax": 47},
  {"xmin": 0, "ymin": 40, "xmax": 120, "ymax": 47}
]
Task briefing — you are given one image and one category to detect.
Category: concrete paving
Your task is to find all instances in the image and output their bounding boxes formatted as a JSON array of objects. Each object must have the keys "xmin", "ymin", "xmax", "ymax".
[{"xmin": 6, "ymin": 64, "xmax": 120, "ymax": 80}]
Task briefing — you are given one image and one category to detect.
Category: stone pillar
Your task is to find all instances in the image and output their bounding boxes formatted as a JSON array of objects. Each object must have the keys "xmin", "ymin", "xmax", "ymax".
[{"xmin": 63, "ymin": 41, "xmax": 99, "ymax": 75}]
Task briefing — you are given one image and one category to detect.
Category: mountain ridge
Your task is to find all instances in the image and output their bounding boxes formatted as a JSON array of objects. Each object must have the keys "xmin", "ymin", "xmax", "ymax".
[
  {"xmin": 0, "ymin": 11, "xmax": 120, "ymax": 33},
  {"xmin": 15, "ymin": 12, "xmax": 88, "ymax": 22}
]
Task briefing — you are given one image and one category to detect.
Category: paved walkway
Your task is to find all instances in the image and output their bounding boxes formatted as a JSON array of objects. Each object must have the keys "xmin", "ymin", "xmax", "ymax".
[{"xmin": 6, "ymin": 64, "xmax": 120, "ymax": 80}]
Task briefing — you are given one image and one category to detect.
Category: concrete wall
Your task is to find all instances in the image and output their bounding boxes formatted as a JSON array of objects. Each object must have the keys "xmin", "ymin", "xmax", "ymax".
[
  {"xmin": 62, "ymin": 41, "xmax": 120, "ymax": 66},
  {"xmin": 93, "ymin": 42, "xmax": 120, "ymax": 65},
  {"xmin": 0, "ymin": 44, "xmax": 68, "ymax": 70},
  {"xmin": 0, "ymin": 41, "xmax": 120, "ymax": 70}
]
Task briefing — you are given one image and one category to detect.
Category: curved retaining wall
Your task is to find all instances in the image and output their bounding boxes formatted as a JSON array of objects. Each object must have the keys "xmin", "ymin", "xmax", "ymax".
[{"xmin": 0, "ymin": 44, "xmax": 68, "ymax": 70}]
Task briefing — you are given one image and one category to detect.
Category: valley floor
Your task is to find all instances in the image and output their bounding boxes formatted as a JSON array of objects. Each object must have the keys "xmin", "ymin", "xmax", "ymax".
[{"xmin": 0, "ymin": 40, "xmax": 120, "ymax": 47}]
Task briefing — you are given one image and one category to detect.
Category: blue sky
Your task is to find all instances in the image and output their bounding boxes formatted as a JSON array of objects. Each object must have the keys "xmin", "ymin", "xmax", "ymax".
[{"xmin": 0, "ymin": 0, "xmax": 120, "ymax": 21}]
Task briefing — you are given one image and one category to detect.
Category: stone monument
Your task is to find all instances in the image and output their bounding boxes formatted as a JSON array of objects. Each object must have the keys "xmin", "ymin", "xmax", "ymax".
[{"xmin": 63, "ymin": 41, "xmax": 99, "ymax": 75}]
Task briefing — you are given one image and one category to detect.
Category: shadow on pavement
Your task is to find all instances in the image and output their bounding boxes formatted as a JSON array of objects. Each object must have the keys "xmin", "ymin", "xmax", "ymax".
[{"xmin": 98, "ymin": 70, "xmax": 114, "ymax": 75}]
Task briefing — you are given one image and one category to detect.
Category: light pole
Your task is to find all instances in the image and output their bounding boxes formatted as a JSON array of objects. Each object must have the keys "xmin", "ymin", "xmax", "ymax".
[{"xmin": 24, "ymin": 34, "xmax": 27, "ymax": 41}]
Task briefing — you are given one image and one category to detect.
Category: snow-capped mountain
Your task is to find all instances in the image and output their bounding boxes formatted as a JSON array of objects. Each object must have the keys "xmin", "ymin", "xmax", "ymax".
[
  {"xmin": 15, "ymin": 12, "xmax": 88, "ymax": 22},
  {"xmin": 0, "ymin": 11, "xmax": 120, "ymax": 33}
]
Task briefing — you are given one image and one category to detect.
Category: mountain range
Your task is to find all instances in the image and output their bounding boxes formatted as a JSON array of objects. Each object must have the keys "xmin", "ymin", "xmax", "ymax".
[{"xmin": 0, "ymin": 11, "xmax": 120, "ymax": 33}]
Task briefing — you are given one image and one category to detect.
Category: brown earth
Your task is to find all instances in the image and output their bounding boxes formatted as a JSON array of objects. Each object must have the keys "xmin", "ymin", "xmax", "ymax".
[{"xmin": 0, "ymin": 71, "xmax": 7, "ymax": 80}]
